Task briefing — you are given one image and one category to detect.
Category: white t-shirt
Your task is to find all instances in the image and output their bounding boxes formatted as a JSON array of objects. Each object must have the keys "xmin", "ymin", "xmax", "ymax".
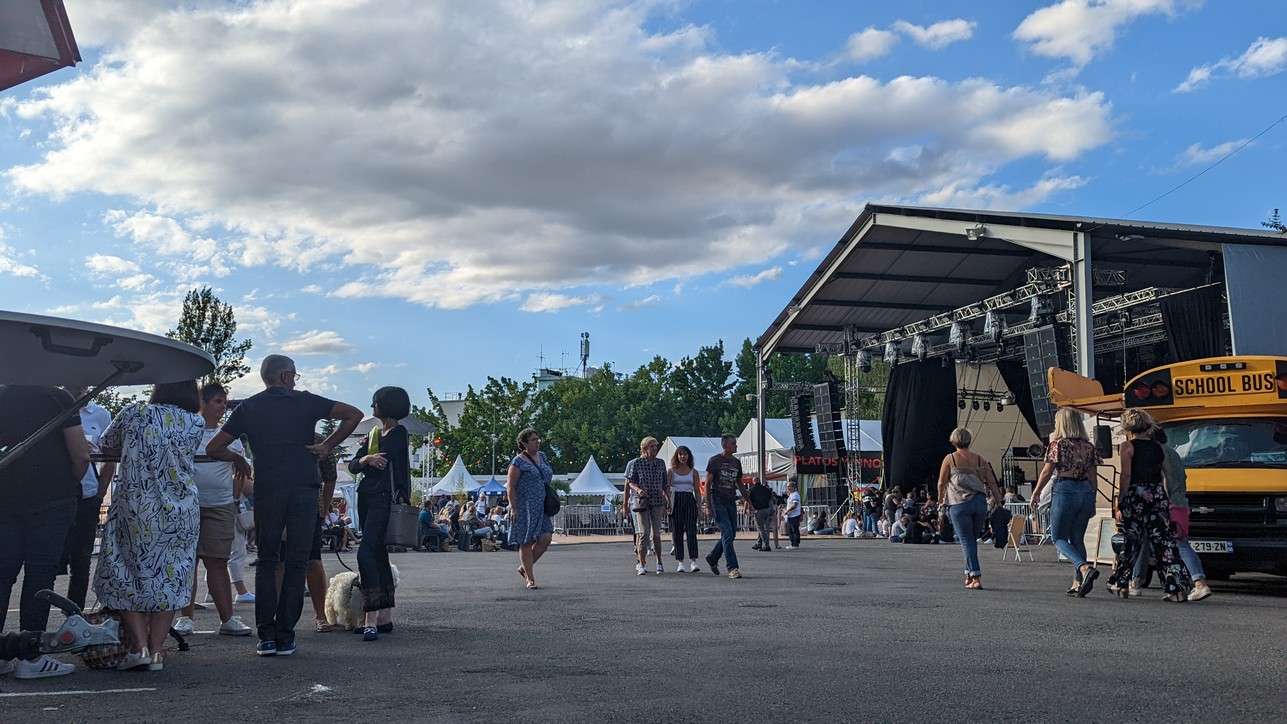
[
  {"xmin": 842, "ymin": 518, "xmax": 859, "ymax": 537},
  {"xmin": 670, "ymin": 469, "xmax": 696, "ymax": 494},
  {"xmin": 78, "ymin": 402, "xmax": 112, "ymax": 499},
  {"xmin": 785, "ymin": 491, "xmax": 802, "ymax": 518},
  {"xmin": 193, "ymin": 426, "xmax": 243, "ymax": 508}
]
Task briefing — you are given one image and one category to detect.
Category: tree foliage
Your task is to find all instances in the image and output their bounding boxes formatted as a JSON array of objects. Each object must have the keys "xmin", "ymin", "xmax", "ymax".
[
  {"xmin": 168, "ymin": 287, "xmax": 253, "ymax": 385},
  {"xmin": 1264, "ymin": 208, "xmax": 1286, "ymax": 234},
  {"xmin": 93, "ymin": 388, "xmax": 141, "ymax": 416}
]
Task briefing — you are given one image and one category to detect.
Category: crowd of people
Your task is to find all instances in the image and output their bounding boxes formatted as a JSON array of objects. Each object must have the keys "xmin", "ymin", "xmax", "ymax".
[{"xmin": 0, "ymin": 354, "xmax": 1214, "ymax": 679}]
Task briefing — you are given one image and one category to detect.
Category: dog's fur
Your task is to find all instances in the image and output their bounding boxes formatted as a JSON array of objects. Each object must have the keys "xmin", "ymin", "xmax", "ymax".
[{"xmin": 324, "ymin": 564, "xmax": 400, "ymax": 630}]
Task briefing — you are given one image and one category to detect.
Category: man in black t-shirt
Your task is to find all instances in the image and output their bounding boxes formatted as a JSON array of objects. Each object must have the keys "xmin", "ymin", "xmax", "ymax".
[
  {"xmin": 207, "ymin": 355, "xmax": 362, "ymax": 657},
  {"xmin": 703, "ymin": 434, "xmax": 750, "ymax": 578},
  {"xmin": 748, "ymin": 481, "xmax": 775, "ymax": 551}
]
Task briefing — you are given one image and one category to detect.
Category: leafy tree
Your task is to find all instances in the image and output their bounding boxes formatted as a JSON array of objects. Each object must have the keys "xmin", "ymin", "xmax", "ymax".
[
  {"xmin": 94, "ymin": 388, "xmax": 141, "ymax": 416},
  {"xmin": 669, "ymin": 341, "xmax": 733, "ymax": 435},
  {"xmin": 168, "ymin": 287, "xmax": 253, "ymax": 386},
  {"xmin": 411, "ymin": 390, "xmax": 450, "ymax": 476},
  {"xmin": 449, "ymin": 376, "xmax": 536, "ymax": 477},
  {"xmin": 1264, "ymin": 208, "xmax": 1286, "ymax": 233}
]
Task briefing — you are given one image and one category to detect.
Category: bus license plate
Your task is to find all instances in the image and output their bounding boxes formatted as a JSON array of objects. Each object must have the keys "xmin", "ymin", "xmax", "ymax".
[{"xmin": 1190, "ymin": 540, "xmax": 1233, "ymax": 554}]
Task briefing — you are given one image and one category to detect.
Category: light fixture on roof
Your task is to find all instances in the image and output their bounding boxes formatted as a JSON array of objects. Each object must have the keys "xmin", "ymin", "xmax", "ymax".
[
  {"xmin": 965, "ymin": 224, "xmax": 987, "ymax": 241},
  {"xmin": 948, "ymin": 322, "xmax": 968, "ymax": 355},
  {"xmin": 983, "ymin": 311, "xmax": 1004, "ymax": 343},
  {"xmin": 1029, "ymin": 295, "xmax": 1053, "ymax": 324},
  {"xmin": 856, "ymin": 350, "xmax": 872, "ymax": 374},
  {"xmin": 911, "ymin": 334, "xmax": 927, "ymax": 361},
  {"xmin": 884, "ymin": 341, "xmax": 899, "ymax": 366}
]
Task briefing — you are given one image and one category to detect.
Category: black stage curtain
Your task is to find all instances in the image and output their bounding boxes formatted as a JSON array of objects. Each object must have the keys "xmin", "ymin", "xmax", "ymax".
[
  {"xmin": 996, "ymin": 359, "xmax": 1039, "ymax": 438},
  {"xmin": 881, "ymin": 360, "xmax": 957, "ymax": 494},
  {"xmin": 1160, "ymin": 285, "xmax": 1226, "ymax": 362}
]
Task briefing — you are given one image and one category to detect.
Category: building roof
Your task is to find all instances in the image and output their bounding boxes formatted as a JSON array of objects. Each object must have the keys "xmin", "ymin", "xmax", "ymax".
[{"xmin": 758, "ymin": 204, "xmax": 1286, "ymax": 358}]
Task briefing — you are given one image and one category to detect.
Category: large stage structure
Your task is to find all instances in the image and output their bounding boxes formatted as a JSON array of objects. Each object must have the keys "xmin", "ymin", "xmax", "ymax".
[{"xmin": 755, "ymin": 204, "xmax": 1287, "ymax": 493}]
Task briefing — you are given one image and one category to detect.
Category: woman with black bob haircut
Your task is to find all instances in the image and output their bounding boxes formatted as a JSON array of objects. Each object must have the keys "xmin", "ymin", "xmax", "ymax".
[{"xmin": 347, "ymin": 386, "xmax": 411, "ymax": 641}]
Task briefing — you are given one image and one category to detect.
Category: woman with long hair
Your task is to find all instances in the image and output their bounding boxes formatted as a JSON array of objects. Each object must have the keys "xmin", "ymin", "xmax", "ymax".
[
  {"xmin": 667, "ymin": 445, "xmax": 701, "ymax": 573},
  {"xmin": 94, "ymin": 381, "xmax": 205, "ymax": 671},
  {"xmin": 937, "ymin": 428, "xmax": 1003, "ymax": 589},
  {"xmin": 507, "ymin": 428, "xmax": 554, "ymax": 589},
  {"xmin": 346, "ymin": 386, "xmax": 411, "ymax": 641},
  {"xmin": 1107, "ymin": 409, "xmax": 1191, "ymax": 601},
  {"xmin": 1030, "ymin": 408, "xmax": 1102, "ymax": 597}
]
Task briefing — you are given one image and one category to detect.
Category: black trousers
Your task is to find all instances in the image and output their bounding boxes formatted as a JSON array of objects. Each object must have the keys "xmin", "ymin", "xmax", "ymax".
[
  {"xmin": 786, "ymin": 515, "xmax": 801, "ymax": 547},
  {"xmin": 671, "ymin": 492, "xmax": 699, "ymax": 561},
  {"xmin": 357, "ymin": 487, "xmax": 396, "ymax": 612},
  {"xmin": 62, "ymin": 494, "xmax": 103, "ymax": 610},
  {"xmin": 0, "ymin": 498, "xmax": 76, "ymax": 632},
  {"xmin": 254, "ymin": 486, "xmax": 318, "ymax": 646}
]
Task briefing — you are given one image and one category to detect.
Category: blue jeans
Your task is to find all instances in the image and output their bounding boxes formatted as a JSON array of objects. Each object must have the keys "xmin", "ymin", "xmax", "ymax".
[
  {"xmin": 1049, "ymin": 478, "xmax": 1095, "ymax": 574},
  {"xmin": 0, "ymin": 498, "xmax": 76, "ymax": 632},
  {"xmin": 862, "ymin": 511, "xmax": 879, "ymax": 533},
  {"xmin": 947, "ymin": 495, "xmax": 988, "ymax": 576},
  {"xmin": 707, "ymin": 498, "xmax": 739, "ymax": 570},
  {"xmin": 254, "ymin": 486, "xmax": 320, "ymax": 646},
  {"xmin": 1132, "ymin": 538, "xmax": 1206, "ymax": 581}
]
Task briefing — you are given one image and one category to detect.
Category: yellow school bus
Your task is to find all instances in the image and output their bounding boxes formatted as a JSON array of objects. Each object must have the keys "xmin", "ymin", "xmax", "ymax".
[{"xmin": 1052, "ymin": 356, "xmax": 1287, "ymax": 578}]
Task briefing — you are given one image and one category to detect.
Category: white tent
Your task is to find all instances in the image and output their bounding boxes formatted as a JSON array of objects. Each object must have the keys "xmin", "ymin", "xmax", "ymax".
[
  {"xmin": 736, "ymin": 418, "xmax": 883, "ymax": 479},
  {"xmin": 658, "ymin": 436, "xmax": 723, "ymax": 474},
  {"xmin": 567, "ymin": 456, "xmax": 622, "ymax": 496},
  {"xmin": 429, "ymin": 455, "xmax": 481, "ymax": 496}
]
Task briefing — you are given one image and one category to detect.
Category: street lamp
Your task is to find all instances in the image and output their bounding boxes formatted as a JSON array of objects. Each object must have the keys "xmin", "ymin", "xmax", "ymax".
[{"xmin": 490, "ymin": 433, "xmax": 499, "ymax": 478}]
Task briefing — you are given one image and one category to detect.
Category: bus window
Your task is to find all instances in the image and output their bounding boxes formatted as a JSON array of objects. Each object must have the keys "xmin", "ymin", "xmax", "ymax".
[{"xmin": 1165, "ymin": 418, "xmax": 1287, "ymax": 468}]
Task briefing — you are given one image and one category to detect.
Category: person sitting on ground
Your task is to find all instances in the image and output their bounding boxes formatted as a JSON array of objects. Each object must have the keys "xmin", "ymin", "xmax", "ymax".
[
  {"xmin": 841, "ymin": 513, "xmax": 860, "ymax": 538},
  {"xmin": 889, "ymin": 514, "xmax": 910, "ymax": 542},
  {"xmin": 1003, "ymin": 483, "xmax": 1026, "ymax": 504},
  {"xmin": 808, "ymin": 510, "xmax": 835, "ymax": 536}
]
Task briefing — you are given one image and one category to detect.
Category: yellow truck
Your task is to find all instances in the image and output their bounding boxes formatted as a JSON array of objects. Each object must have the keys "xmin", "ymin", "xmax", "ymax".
[{"xmin": 1051, "ymin": 356, "xmax": 1287, "ymax": 578}]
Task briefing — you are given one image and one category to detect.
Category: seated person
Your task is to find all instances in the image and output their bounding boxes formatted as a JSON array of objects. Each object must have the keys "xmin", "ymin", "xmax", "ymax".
[
  {"xmin": 418, "ymin": 500, "xmax": 450, "ymax": 551},
  {"xmin": 807, "ymin": 511, "xmax": 836, "ymax": 536},
  {"xmin": 841, "ymin": 513, "xmax": 860, "ymax": 538},
  {"xmin": 889, "ymin": 514, "xmax": 909, "ymax": 542}
]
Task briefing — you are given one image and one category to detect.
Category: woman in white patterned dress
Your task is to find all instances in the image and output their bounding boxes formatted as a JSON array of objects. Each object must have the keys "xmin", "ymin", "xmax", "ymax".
[{"xmin": 94, "ymin": 382, "xmax": 204, "ymax": 671}]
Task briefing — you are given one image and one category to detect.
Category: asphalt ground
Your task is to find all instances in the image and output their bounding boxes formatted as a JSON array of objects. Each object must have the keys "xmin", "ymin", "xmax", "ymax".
[{"xmin": 3, "ymin": 536, "xmax": 1287, "ymax": 723}]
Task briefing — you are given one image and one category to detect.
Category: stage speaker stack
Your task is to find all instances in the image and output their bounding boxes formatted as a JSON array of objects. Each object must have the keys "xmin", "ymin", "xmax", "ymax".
[
  {"xmin": 812, "ymin": 382, "xmax": 846, "ymax": 455},
  {"xmin": 1023, "ymin": 323, "xmax": 1074, "ymax": 438},
  {"xmin": 789, "ymin": 394, "xmax": 816, "ymax": 451}
]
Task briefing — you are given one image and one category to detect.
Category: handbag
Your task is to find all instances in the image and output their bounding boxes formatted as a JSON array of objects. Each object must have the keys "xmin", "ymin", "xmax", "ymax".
[
  {"xmin": 363, "ymin": 426, "xmax": 419, "ymax": 547},
  {"xmin": 526, "ymin": 451, "xmax": 560, "ymax": 517}
]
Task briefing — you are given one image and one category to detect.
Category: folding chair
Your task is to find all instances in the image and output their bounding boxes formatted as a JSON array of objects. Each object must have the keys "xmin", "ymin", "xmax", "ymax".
[{"xmin": 1002, "ymin": 514, "xmax": 1032, "ymax": 561}]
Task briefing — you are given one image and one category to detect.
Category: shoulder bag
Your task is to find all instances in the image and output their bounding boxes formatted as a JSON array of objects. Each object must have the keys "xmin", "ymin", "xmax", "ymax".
[
  {"xmin": 531, "ymin": 452, "xmax": 561, "ymax": 517},
  {"xmin": 367, "ymin": 426, "xmax": 419, "ymax": 547}
]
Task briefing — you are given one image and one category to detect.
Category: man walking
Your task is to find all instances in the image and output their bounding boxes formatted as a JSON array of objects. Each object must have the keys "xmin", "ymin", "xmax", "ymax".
[
  {"xmin": 704, "ymin": 435, "xmax": 750, "ymax": 579},
  {"xmin": 748, "ymin": 479, "xmax": 775, "ymax": 552},
  {"xmin": 207, "ymin": 355, "xmax": 362, "ymax": 657}
]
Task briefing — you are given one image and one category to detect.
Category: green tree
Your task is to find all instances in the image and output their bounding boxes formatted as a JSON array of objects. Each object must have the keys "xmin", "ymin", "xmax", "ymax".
[
  {"xmin": 1265, "ymin": 208, "xmax": 1286, "ymax": 233},
  {"xmin": 669, "ymin": 341, "xmax": 733, "ymax": 436},
  {"xmin": 94, "ymin": 388, "xmax": 141, "ymax": 416},
  {"xmin": 411, "ymin": 390, "xmax": 450, "ymax": 476},
  {"xmin": 168, "ymin": 287, "xmax": 253, "ymax": 385},
  {"xmin": 450, "ymin": 376, "xmax": 536, "ymax": 477}
]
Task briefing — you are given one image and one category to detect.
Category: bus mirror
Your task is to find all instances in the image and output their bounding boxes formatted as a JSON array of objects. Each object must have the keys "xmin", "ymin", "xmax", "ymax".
[{"xmin": 1095, "ymin": 425, "xmax": 1113, "ymax": 458}]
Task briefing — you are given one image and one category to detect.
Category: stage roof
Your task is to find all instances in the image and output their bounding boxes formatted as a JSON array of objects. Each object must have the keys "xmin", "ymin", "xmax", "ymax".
[
  {"xmin": 0, "ymin": 1, "xmax": 79, "ymax": 92},
  {"xmin": 758, "ymin": 204, "xmax": 1287, "ymax": 357}
]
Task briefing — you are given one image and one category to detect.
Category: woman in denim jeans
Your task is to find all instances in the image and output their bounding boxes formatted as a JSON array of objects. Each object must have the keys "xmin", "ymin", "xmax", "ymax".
[
  {"xmin": 937, "ymin": 428, "xmax": 1003, "ymax": 589},
  {"xmin": 1030, "ymin": 408, "xmax": 1102, "ymax": 597}
]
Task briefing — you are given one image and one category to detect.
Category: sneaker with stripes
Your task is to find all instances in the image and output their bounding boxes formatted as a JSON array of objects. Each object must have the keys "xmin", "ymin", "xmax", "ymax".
[{"xmin": 15, "ymin": 655, "xmax": 75, "ymax": 679}]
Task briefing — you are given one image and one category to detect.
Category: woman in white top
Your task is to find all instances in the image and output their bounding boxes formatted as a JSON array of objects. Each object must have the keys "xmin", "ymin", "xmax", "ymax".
[
  {"xmin": 667, "ymin": 446, "xmax": 702, "ymax": 573},
  {"xmin": 937, "ymin": 428, "xmax": 1003, "ymax": 590}
]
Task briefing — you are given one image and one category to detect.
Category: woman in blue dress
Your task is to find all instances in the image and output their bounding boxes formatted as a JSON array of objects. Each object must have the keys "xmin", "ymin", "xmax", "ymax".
[{"xmin": 506, "ymin": 428, "xmax": 553, "ymax": 589}]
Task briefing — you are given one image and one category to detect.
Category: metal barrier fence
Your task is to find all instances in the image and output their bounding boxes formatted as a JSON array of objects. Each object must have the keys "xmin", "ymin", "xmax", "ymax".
[
  {"xmin": 553, "ymin": 505, "xmax": 630, "ymax": 535},
  {"xmin": 1003, "ymin": 501, "xmax": 1051, "ymax": 545}
]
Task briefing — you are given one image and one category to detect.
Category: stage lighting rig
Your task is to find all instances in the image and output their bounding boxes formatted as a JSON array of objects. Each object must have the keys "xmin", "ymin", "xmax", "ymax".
[
  {"xmin": 911, "ymin": 334, "xmax": 927, "ymax": 361},
  {"xmin": 856, "ymin": 350, "xmax": 872, "ymax": 374},
  {"xmin": 884, "ymin": 341, "xmax": 899, "ymax": 366}
]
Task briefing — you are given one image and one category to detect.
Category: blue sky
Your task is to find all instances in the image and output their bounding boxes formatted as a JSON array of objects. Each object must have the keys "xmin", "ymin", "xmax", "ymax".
[{"xmin": 1, "ymin": 0, "xmax": 1284, "ymax": 408}]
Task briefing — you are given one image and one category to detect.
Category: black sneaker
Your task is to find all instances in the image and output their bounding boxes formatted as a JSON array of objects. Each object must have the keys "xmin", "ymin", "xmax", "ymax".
[
  {"xmin": 751, "ymin": 544, "xmax": 762, "ymax": 551},
  {"xmin": 705, "ymin": 554, "xmax": 720, "ymax": 576},
  {"xmin": 276, "ymin": 641, "xmax": 297, "ymax": 656},
  {"xmin": 377, "ymin": 623, "xmax": 393, "ymax": 634}
]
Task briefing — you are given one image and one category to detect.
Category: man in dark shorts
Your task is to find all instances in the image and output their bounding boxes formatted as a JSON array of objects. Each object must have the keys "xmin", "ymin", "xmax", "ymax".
[
  {"xmin": 208, "ymin": 355, "xmax": 362, "ymax": 657},
  {"xmin": 704, "ymin": 434, "xmax": 751, "ymax": 579}
]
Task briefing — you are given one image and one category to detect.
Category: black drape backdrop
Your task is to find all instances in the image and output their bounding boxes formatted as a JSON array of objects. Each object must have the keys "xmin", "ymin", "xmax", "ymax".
[
  {"xmin": 1160, "ymin": 285, "xmax": 1226, "ymax": 362},
  {"xmin": 881, "ymin": 360, "xmax": 957, "ymax": 494},
  {"xmin": 996, "ymin": 359, "xmax": 1040, "ymax": 438}
]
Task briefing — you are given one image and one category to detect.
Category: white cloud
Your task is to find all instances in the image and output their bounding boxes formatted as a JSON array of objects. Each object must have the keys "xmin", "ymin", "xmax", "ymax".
[
  {"xmin": 0, "ymin": 243, "xmax": 41, "ymax": 278},
  {"xmin": 84, "ymin": 253, "xmax": 139, "ymax": 275},
  {"xmin": 727, "ymin": 266, "xmax": 783, "ymax": 288},
  {"xmin": 352, "ymin": 362, "xmax": 378, "ymax": 374},
  {"xmin": 300, "ymin": 284, "xmax": 323, "ymax": 294},
  {"xmin": 893, "ymin": 19, "xmax": 976, "ymax": 49},
  {"xmin": 623, "ymin": 293, "xmax": 662, "ymax": 310},
  {"xmin": 1015, "ymin": 0, "xmax": 1199, "ymax": 70},
  {"xmin": 1173, "ymin": 138, "xmax": 1249, "ymax": 168},
  {"xmin": 1175, "ymin": 36, "xmax": 1287, "ymax": 92},
  {"xmin": 10, "ymin": 1, "xmax": 1114, "ymax": 310},
  {"xmin": 281, "ymin": 329, "xmax": 354, "ymax": 355},
  {"xmin": 918, "ymin": 175, "xmax": 1088, "ymax": 210},
  {"xmin": 846, "ymin": 28, "xmax": 899, "ymax": 61},
  {"xmin": 519, "ymin": 292, "xmax": 600, "ymax": 313}
]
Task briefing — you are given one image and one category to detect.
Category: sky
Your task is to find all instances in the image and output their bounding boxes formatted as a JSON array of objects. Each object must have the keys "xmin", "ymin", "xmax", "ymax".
[{"xmin": 1, "ymin": 0, "xmax": 1284, "ymax": 408}]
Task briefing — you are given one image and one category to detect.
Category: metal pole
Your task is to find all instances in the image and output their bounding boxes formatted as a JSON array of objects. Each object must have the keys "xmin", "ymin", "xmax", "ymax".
[
  {"xmin": 1073, "ymin": 230, "xmax": 1095, "ymax": 377},
  {"xmin": 755, "ymin": 345, "xmax": 767, "ymax": 486}
]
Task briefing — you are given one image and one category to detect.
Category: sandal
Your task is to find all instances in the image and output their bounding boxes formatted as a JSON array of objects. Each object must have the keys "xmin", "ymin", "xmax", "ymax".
[
  {"xmin": 525, "ymin": 580, "xmax": 539, "ymax": 590},
  {"xmin": 315, "ymin": 619, "xmax": 338, "ymax": 633}
]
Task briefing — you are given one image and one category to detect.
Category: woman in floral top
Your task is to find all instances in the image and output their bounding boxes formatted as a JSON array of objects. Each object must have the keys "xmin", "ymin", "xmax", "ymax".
[{"xmin": 1030, "ymin": 408, "xmax": 1102, "ymax": 598}]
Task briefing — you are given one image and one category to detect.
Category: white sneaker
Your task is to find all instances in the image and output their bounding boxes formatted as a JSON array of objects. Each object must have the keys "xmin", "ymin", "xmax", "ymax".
[
  {"xmin": 219, "ymin": 615, "xmax": 253, "ymax": 636},
  {"xmin": 782, "ymin": 545, "xmax": 794, "ymax": 550},
  {"xmin": 0, "ymin": 659, "xmax": 15, "ymax": 676},
  {"xmin": 235, "ymin": 592, "xmax": 256, "ymax": 603},
  {"xmin": 635, "ymin": 563, "xmax": 646, "ymax": 576},
  {"xmin": 675, "ymin": 562, "xmax": 686, "ymax": 573},
  {"xmin": 116, "ymin": 649, "xmax": 151, "ymax": 672},
  {"xmin": 655, "ymin": 563, "xmax": 664, "ymax": 575},
  {"xmin": 15, "ymin": 655, "xmax": 75, "ymax": 679},
  {"xmin": 204, "ymin": 593, "xmax": 215, "ymax": 604},
  {"xmin": 688, "ymin": 560, "xmax": 700, "ymax": 573},
  {"xmin": 1127, "ymin": 584, "xmax": 1143, "ymax": 598},
  {"xmin": 1188, "ymin": 581, "xmax": 1213, "ymax": 602},
  {"xmin": 173, "ymin": 616, "xmax": 195, "ymax": 635}
]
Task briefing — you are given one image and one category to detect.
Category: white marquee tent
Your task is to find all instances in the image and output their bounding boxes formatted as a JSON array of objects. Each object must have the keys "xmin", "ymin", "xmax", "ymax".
[
  {"xmin": 658, "ymin": 436, "xmax": 723, "ymax": 473},
  {"xmin": 566, "ymin": 456, "xmax": 622, "ymax": 496},
  {"xmin": 429, "ymin": 455, "xmax": 482, "ymax": 496},
  {"xmin": 736, "ymin": 418, "xmax": 883, "ymax": 480}
]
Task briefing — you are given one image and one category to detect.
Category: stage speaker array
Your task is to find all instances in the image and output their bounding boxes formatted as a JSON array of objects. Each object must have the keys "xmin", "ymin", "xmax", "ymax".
[
  {"xmin": 813, "ymin": 381, "xmax": 846, "ymax": 454},
  {"xmin": 1023, "ymin": 323, "xmax": 1074, "ymax": 438},
  {"xmin": 789, "ymin": 394, "xmax": 816, "ymax": 451}
]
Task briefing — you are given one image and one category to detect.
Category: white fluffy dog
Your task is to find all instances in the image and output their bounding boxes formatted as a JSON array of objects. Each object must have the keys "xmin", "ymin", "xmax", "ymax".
[{"xmin": 324, "ymin": 564, "xmax": 400, "ymax": 630}]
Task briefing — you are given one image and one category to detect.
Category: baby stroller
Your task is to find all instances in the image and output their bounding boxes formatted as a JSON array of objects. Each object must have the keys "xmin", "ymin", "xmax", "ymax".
[{"xmin": 0, "ymin": 590, "xmax": 123, "ymax": 666}]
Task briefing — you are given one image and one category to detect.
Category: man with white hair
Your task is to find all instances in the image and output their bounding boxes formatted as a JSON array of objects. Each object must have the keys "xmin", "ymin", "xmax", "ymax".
[{"xmin": 207, "ymin": 354, "xmax": 362, "ymax": 657}]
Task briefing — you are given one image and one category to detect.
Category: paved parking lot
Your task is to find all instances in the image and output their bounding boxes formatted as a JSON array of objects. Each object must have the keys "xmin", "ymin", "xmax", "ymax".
[{"xmin": 4, "ymin": 538, "xmax": 1287, "ymax": 722}]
